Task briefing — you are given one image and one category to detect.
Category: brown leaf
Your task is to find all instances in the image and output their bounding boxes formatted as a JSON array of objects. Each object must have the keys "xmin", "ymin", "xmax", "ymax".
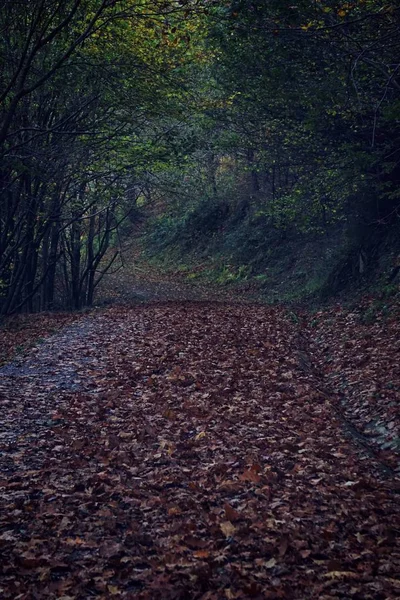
[
  {"xmin": 193, "ymin": 550, "xmax": 210, "ymax": 559},
  {"xmin": 278, "ymin": 536, "xmax": 289, "ymax": 557},
  {"xmin": 239, "ymin": 467, "xmax": 261, "ymax": 483},
  {"xmin": 183, "ymin": 536, "xmax": 208, "ymax": 549},
  {"xmin": 324, "ymin": 571, "xmax": 358, "ymax": 579},
  {"xmin": 224, "ymin": 502, "xmax": 240, "ymax": 522},
  {"xmin": 220, "ymin": 521, "xmax": 236, "ymax": 537}
]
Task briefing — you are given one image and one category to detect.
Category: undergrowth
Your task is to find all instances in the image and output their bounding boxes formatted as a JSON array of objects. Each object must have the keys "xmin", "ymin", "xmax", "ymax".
[{"xmin": 140, "ymin": 194, "xmax": 400, "ymax": 306}]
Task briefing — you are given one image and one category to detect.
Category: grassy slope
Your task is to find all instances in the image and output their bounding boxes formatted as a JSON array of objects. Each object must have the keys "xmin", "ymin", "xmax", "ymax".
[{"xmin": 136, "ymin": 197, "xmax": 400, "ymax": 306}]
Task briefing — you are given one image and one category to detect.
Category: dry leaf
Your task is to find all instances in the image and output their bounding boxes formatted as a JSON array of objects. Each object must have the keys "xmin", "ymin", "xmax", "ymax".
[
  {"xmin": 220, "ymin": 521, "xmax": 236, "ymax": 538},
  {"xmin": 265, "ymin": 557, "xmax": 277, "ymax": 568},
  {"xmin": 193, "ymin": 550, "xmax": 210, "ymax": 559},
  {"xmin": 224, "ymin": 502, "xmax": 240, "ymax": 522}
]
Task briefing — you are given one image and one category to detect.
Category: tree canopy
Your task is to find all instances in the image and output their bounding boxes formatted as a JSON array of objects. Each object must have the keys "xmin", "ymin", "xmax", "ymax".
[{"xmin": 1, "ymin": 0, "xmax": 399, "ymax": 314}]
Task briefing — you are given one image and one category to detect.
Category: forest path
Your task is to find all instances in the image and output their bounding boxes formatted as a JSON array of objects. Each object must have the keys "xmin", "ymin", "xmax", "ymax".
[
  {"xmin": 0, "ymin": 303, "xmax": 399, "ymax": 599},
  {"xmin": 96, "ymin": 234, "xmax": 264, "ymax": 307}
]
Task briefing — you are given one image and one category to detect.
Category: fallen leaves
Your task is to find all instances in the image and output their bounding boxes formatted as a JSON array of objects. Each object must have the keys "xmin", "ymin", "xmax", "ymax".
[
  {"xmin": 0, "ymin": 312, "xmax": 79, "ymax": 366},
  {"xmin": 0, "ymin": 302, "xmax": 399, "ymax": 598},
  {"xmin": 306, "ymin": 298, "xmax": 400, "ymax": 466}
]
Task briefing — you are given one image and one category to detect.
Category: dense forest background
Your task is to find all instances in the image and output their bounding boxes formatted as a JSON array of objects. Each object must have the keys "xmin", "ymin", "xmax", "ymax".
[{"xmin": 1, "ymin": 0, "xmax": 399, "ymax": 314}]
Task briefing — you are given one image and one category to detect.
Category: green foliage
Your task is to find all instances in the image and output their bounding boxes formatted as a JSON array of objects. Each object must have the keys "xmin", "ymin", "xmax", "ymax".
[
  {"xmin": 146, "ymin": 196, "xmax": 230, "ymax": 253},
  {"xmin": 141, "ymin": 0, "xmax": 399, "ymax": 303},
  {"xmin": 213, "ymin": 264, "xmax": 251, "ymax": 284},
  {"xmin": 0, "ymin": 0, "xmax": 210, "ymax": 314},
  {"xmin": 2, "ymin": 0, "xmax": 399, "ymax": 311}
]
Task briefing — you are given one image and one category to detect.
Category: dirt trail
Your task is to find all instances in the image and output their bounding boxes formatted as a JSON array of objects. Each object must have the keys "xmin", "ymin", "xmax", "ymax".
[{"xmin": 0, "ymin": 303, "xmax": 399, "ymax": 599}]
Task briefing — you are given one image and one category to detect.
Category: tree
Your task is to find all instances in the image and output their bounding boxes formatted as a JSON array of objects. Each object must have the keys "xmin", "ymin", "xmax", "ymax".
[
  {"xmin": 200, "ymin": 0, "xmax": 400, "ymax": 231},
  {"xmin": 0, "ymin": 0, "xmax": 206, "ymax": 314}
]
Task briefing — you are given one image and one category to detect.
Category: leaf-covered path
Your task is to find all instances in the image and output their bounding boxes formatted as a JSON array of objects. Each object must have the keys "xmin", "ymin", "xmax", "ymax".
[{"xmin": 0, "ymin": 303, "xmax": 399, "ymax": 599}]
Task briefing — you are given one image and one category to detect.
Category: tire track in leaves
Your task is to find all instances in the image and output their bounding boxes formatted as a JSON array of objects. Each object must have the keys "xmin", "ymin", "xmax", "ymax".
[{"xmin": 0, "ymin": 304, "xmax": 399, "ymax": 599}]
